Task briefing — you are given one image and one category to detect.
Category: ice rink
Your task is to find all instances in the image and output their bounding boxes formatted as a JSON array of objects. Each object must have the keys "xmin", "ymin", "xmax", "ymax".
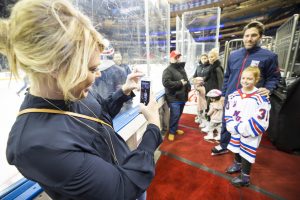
[{"xmin": 0, "ymin": 76, "xmax": 25, "ymax": 192}]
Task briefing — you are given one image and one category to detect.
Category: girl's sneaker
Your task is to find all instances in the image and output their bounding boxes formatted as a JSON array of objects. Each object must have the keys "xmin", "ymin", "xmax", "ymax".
[
  {"xmin": 213, "ymin": 132, "xmax": 221, "ymax": 141},
  {"xmin": 204, "ymin": 132, "xmax": 214, "ymax": 140},
  {"xmin": 201, "ymin": 126, "xmax": 209, "ymax": 133}
]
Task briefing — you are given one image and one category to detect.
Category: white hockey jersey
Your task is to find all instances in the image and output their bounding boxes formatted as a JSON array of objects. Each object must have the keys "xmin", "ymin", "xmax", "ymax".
[{"xmin": 225, "ymin": 88, "xmax": 271, "ymax": 163}]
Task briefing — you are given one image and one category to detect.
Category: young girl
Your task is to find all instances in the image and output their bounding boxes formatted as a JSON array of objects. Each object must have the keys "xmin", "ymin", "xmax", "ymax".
[
  {"xmin": 203, "ymin": 89, "xmax": 223, "ymax": 141},
  {"xmin": 193, "ymin": 77, "xmax": 207, "ymax": 126},
  {"xmin": 225, "ymin": 66, "xmax": 271, "ymax": 187}
]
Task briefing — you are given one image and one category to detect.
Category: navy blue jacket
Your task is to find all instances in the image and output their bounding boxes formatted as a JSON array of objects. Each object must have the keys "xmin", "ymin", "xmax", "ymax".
[
  {"xmin": 223, "ymin": 46, "xmax": 281, "ymax": 97},
  {"xmin": 94, "ymin": 64, "xmax": 127, "ymax": 99},
  {"xmin": 6, "ymin": 89, "xmax": 162, "ymax": 200}
]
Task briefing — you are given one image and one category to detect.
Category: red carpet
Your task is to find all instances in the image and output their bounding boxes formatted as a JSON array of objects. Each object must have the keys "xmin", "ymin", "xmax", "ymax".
[
  {"xmin": 177, "ymin": 113, "xmax": 200, "ymax": 129},
  {"xmin": 149, "ymin": 114, "xmax": 300, "ymax": 200},
  {"xmin": 148, "ymin": 155, "xmax": 272, "ymax": 200}
]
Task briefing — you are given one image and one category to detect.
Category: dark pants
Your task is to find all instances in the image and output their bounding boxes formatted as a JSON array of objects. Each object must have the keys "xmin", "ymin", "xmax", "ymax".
[
  {"xmin": 137, "ymin": 191, "xmax": 146, "ymax": 200},
  {"xmin": 235, "ymin": 153, "xmax": 252, "ymax": 175},
  {"xmin": 169, "ymin": 102, "xmax": 185, "ymax": 134},
  {"xmin": 219, "ymin": 98, "xmax": 231, "ymax": 149}
]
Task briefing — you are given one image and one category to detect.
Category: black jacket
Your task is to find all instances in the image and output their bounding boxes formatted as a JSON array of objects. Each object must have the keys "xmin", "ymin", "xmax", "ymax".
[
  {"xmin": 6, "ymin": 89, "xmax": 162, "ymax": 200},
  {"xmin": 205, "ymin": 59, "xmax": 224, "ymax": 93},
  {"xmin": 162, "ymin": 62, "xmax": 191, "ymax": 103},
  {"xmin": 193, "ymin": 62, "xmax": 210, "ymax": 80}
]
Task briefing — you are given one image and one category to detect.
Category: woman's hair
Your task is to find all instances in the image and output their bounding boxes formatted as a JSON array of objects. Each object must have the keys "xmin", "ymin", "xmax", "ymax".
[
  {"xmin": 208, "ymin": 48, "xmax": 219, "ymax": 59},
  {"xmin": 198, "ymin": 53, "xmax": 208, "ymax": 64},
  {"xmin": 0, "ymin": 0, "xmax": 104, "ymax": 101},
  {"xmin": 242, "ymin": 66, "xmax": 261, "ymax": 84},
  {"xmin": 200, "ymin": 53, "xmax": 208, "ymax": 58}
]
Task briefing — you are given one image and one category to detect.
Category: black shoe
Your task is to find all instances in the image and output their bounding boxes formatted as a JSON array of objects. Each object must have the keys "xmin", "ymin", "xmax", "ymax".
[
  {"xmin": 231, "ymin": 174, "xmax": 250, "ymax": 187},
  {"xmin": 211, "ymin": 145, "xmax": 229, "ymax": 156},
  {"xmin": 226, "ymin": 162, "xmax": 241, "ymax": 174}
]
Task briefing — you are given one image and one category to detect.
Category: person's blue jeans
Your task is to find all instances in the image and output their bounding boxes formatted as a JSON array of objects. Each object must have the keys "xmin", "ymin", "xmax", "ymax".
[
  {"xmin": 219, "ymin": 98, "xmax": 231, "ymax": 149},
  {"xmin": 169, "ymin": 102, "xmax": 185, "ymax": 134}
]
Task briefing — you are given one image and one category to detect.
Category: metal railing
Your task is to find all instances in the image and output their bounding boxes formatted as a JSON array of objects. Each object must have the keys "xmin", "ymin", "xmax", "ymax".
[{"xmin": 274, "ymin": 14, "xmax": 299, "ymax": 78}]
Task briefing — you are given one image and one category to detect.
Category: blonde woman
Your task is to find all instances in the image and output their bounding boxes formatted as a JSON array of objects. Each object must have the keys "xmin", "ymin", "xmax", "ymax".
[
  {"xmin": 1, "ymin": 0, "xmax": 162, "ymax": 199},
  {"xmin": 206, "ymin": 48, "xmax": 224, "ymax": 92}
]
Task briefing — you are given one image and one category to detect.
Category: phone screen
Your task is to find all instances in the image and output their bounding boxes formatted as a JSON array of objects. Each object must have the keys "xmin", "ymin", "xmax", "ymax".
[{"xmin": 140, "ymin": 80, "xmax": 151, "ymax": 105}]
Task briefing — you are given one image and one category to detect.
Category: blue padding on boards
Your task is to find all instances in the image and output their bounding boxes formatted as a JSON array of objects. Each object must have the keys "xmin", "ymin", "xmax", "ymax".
[
  {"xmin": 0, "ymin": 178, "xmax": 27, "ymax": 198},
  {"xmin": 2, "ymin": 179, "xmax": 42, "ymax": 200},
  {"xmin": 113, "ymin": 90, "xmax": 165, "ymax": 132},
  {"xmin": 14, "ymin": 183, "xmax": 43, "ymax": 200}
]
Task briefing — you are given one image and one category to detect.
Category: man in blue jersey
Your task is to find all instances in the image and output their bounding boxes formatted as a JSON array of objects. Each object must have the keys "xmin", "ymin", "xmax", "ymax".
[{"xmin": 211, "ymin": 21, "xmax": 281, "ymax": 155}]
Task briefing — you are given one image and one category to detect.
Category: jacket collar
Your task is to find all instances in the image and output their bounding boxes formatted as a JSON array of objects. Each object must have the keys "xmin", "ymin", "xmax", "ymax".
[
  {"xmin": 243, "ymin": 45, "xmax": 261, "ymax": 54},
  {"xmin": 169, "ymin": 62, "xmax": 186, "ymax": 69}
]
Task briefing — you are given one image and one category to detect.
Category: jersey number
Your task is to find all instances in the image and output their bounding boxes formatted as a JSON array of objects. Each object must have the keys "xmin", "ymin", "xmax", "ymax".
[{"xmin": 257, "ymin": 109, "xmax": 267, "ymax": 120}]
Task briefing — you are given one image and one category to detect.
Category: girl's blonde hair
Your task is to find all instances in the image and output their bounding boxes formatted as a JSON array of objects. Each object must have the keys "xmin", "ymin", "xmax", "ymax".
[
  {"xmin": 243, "ymin": 66, "xmax": 261, "ymax": 84},
  {"xmin": 0, "ymin": 0, "xmax": 104, "ymax": 101}
]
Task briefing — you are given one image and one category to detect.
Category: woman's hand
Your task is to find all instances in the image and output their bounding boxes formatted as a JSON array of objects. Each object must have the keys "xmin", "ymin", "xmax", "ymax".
[
  {"xmin": 122, "ymin": 70, "xmax": 144, "ymax": 95},
  {"xmin": 139, "ymin": 92, "xmax": 160, "ymax": 129}
]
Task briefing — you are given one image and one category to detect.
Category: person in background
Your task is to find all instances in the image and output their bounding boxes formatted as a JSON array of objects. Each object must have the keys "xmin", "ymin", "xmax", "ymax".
[
  {"xmin": 193, "ymin": 77, "xmax": 207, "ymax": 128},
  {"xmin": 225, "ymin": 66, "xmax": 270, "ymax": 187},
  {"xmin": 193, "ymin": 53, "xmax": 210, "ymax": 90},
  {"xmin": 206, "ymin": 48, "xmax": 224, "ymax": 92},
  {"xmin": 162, "ymin": 50, "xmax": 191, "ymax": 141},
  {"xmin": 2, "ymin": 0, "xmax": 162, "ymax": 199},
  {"xmin": 93, "ymin": 40, "xmax": 127, "ymax": 99},
  {"xmin": 200, "ymin": 48, "xmax": 224, "ymax": 131},
  {"xmin": 113, "ymin": 52, "xmax": 132, "ymax": 76},
  {"xmin": 193, "ymin": 53, "xmax": 209, "ymax": 125},
  {"xmin": 211, "ymin": 21, "xmax": 281, "ymax": 156},
  {"xmin": 203, "ymin": 89, "xmax": 223, "ymax": 141},
  {"xmin": 16, "ymin": 75, "xmax": 29, "ymax": 96}
]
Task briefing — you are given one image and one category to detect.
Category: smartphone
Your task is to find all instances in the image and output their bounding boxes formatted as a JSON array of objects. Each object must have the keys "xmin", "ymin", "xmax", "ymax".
[{"xmin": 140, "ymin": 78, "xmax": 151, "ymax": 106}]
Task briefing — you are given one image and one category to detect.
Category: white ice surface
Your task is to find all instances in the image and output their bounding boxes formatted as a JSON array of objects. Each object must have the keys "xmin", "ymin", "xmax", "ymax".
[{"xmin": 0, "ymin": 78, "xmax": 24, "ymax": 192}]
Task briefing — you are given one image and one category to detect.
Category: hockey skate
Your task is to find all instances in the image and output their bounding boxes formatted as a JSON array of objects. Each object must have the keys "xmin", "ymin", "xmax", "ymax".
[
  {"xmin": 231, "ymin": 173, "xmax": 250, "ymax": 187},
  {"xmin": 226, "ymin": 161, "xmax": 241, "ymax": 174},
  {"xmin": 211, "ymin": 145, "xmax": 229, "ymax": 156}
]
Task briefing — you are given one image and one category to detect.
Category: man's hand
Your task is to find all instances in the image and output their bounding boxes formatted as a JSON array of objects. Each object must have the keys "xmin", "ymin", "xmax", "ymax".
[
  {"xmin": 257, "ymin": 87, "xmax": 270, "ymax": 98},
  {"xmin": 122, "ymin": 71, "xmax": 144, "ymax": 95}
]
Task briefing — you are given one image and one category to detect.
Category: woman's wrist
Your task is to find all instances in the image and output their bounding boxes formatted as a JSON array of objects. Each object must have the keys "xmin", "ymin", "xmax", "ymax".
[
  {"xmin": 121, "ymin": 85, "xmax": 131, "ymax": 96},
  {"xmin": 148, "ymin": 118, "xmax": 160, "ymax": 129}
]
